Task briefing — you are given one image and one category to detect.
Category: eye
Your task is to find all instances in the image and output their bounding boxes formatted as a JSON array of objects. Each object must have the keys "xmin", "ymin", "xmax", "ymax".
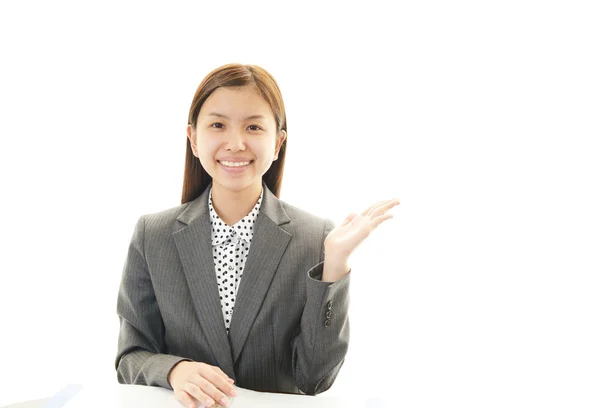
[
  {"xmin": 248, "ymin": 125, "xmax": 262, "ymax": 131},
  {"xmin": 210, "ymin": 122, "xmax": 224, "ymax": 129}
]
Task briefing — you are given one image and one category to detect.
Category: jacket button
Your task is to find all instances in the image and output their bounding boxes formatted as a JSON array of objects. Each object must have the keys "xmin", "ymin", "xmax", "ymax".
[
  {"xmin": 324, "ymin": 319, "xmax": 332, "ymax": 327},
  {"xmin": 327, "ymin": 301, "xmax": 333, "ymax": 310},
  {"xmin": 326, "ymin": 310, "xmax": 332, "ymax": 319}
]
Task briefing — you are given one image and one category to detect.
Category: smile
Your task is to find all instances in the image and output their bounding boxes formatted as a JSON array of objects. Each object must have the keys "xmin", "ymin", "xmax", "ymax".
[{"xmin": 219, "ymin": 160, "xmax": 251, "ymax": 167}]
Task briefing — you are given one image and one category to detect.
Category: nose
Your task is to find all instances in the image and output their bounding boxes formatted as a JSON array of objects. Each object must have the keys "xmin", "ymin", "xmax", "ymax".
[{"xmin": 224, "ymin": 128, "xmax": 246, "ymax": 152}]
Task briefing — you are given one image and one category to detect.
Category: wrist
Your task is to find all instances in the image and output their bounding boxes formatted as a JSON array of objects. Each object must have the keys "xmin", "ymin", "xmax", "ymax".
[
  {"xmin": 168, "ymin": 360, "xmax": 189, "ymax": 388},
  {"xmin": 322, "ymin": 253, "xmax": 350, "ymax": 282},
  {"xmin": 324, "ymin": 243, "xmax": 350, "ymax": 260}
]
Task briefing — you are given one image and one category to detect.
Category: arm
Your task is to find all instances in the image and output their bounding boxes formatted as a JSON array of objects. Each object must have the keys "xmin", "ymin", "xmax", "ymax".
[
  {"xmin": 115, "ymin": 216, "xmax": 191, "ymax": 389},
  {"xmin": 291, "ymin": 220, "xmax": 351, "ymax": 395},
  {"xmin": 291, "ymin": 198, "xmax": 399, "ymax": 394}
]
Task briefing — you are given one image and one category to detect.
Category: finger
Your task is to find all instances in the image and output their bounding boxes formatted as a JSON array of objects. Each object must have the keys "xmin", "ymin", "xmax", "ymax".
[
  {"xmin": 183, "ymin": 381, "xmax": 214, "ymax": 407},
  {"xmin": 205, "ymin": 370, "xmax": 237, "ymax": 398},
  {"xmin": 191, "ymin": 374, "xmax": 230, "ymax": 407},
  {"xmin": 367, "ymin": 198, "xmax": 400, "ymax": 218},
  {"xmin": 199, "ymin": 376, "xmax": 229, "ymax": 406},
  {"xmin": 197, "ymin": 365, "xmax": 235, "ymax": 394},
  {"xmin": 360, "ymin": 200, "xmax": 388, "ymax": 216},
  {"xmin": 213, "ymin": 366, "xmax": 233, "ymax": 383},
  {"xmin": 371, "ymin": 213, "xmax": 394, "ymax": 228},
  {"xmin": 175, "ymin": 389, "xmax": 196, "ymax": 408},
  {"xmin": 369, "ymin": 198, "xmax": 400, "ymax": 215},
  {"xmin": 363, "ymin": 198, "xmax": 398, "ymax": 217},
  {"xmin": 342, "ymin": 212, "xmax": 357, "ymax": 226}
]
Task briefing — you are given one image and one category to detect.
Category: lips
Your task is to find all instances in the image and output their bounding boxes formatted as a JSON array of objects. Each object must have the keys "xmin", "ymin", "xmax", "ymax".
[
  {"xmin": 217, "ymin": 158, "xmax": 254, "ymax": 163},
  {"xmin": 217, "ymin": 160, "xmax": 253, "ymax": 174},
  {"xmin": 218, "ymin": 160, "xmax": 253, "ymax": 166},
  {"xmin": 220, "ymin": 161, "xmax": 250, "ymax": 167}
]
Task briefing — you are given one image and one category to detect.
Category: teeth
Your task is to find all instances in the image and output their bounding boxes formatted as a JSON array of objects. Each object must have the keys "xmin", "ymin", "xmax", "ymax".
[{"xmin": 221, "ymin": 160, "xmax": 250, "ymax": 167}]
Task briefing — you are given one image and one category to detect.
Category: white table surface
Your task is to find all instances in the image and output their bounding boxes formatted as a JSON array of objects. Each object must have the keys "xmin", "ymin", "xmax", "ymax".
[{"xmin": 3, "ymin": 384, "xmax": 388, "ymax": 408}]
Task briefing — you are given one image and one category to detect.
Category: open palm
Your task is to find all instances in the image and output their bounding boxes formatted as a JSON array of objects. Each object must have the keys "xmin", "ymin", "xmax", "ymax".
[{"xmin": 324, "ymin": 198, "xmax": 400, "ymax": 259}]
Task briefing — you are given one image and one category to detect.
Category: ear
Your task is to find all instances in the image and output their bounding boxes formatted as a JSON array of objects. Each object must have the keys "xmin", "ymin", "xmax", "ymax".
[
  {"xmin": 187, "ymin": 124, "xmax": 198, "ymax": 157},
  {"xmin": 274, "ymin": 129, "xmax": 287, "ymax": 160}
]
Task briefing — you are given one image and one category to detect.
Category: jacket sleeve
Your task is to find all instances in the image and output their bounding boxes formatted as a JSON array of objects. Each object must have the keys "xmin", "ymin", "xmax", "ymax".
[
  {"xmin": 291, "ymin": 219, "xmax": 351, "ymax": 395},
  {"xmin": 115, "ymin": 216, "xmax": 191, "ymax": 389}
]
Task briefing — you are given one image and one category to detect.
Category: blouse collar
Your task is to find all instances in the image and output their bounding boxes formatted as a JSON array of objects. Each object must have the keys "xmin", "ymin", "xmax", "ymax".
[{"xmin": 209, "ymin": 187, "xmax": 263, "ymax": 246}]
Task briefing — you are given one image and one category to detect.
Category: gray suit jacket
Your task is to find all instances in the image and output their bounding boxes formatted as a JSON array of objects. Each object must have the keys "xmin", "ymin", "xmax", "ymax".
[{"xmin": 115, "ymin": 182, "xmax": 350, "ymax": 395}]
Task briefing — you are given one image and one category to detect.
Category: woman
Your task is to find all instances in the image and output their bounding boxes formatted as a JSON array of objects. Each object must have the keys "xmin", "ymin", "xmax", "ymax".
[{"xmin": 115, "ymin": 63, "xmax": 399, "ymax": 408}]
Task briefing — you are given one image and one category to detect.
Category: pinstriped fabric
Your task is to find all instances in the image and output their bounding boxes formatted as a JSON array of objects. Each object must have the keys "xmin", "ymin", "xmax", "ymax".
[{"xmin": 115, "ymin": 182, "xmax": 350, "ymax": 395}]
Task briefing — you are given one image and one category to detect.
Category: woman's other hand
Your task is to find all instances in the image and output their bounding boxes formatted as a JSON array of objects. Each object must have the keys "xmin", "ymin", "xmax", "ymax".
[{"xmin": 168, "ymin": 361, "xmax": 237, "ymax": 407}]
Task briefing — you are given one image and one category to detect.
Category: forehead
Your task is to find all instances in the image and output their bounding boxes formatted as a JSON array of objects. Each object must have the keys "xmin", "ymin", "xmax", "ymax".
[{"xmin": 199, "ymin": 86, "xmax": 274, "ymax": 119}]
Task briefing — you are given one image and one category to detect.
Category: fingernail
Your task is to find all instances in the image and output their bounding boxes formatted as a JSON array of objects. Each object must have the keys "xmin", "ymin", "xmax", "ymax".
[
  {"xmin": 221, "ymin": 397, "xmax": 230, "ymax": 406},
  {"xmin": 206, "ymin": 398, "xmax": 214, "ymax": 407},
  {"xmin": 189, "ymin": 404, "xmax": 195, "ymax": 408},
  {"xmin": 230, "ymin": 388, "xmax": 238, "ymax": 397}
]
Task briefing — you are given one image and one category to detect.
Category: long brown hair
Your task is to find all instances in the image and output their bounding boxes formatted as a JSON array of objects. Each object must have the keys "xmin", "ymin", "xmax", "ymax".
[{"xmin": 181, "ymin": 63, "xmax": 288, "ymax": 204}]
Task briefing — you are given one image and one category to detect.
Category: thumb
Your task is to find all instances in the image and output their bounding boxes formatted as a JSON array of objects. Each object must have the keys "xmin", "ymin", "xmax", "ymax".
[{"xmin": 341, "ymin": 212, "xmax": 358, "ymax": 226}]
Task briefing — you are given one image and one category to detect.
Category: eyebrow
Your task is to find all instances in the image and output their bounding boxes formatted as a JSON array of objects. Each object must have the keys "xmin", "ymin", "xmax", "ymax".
[{"xmin": 206, "ymin": 112, "xmax": 267, "ymax": 120}]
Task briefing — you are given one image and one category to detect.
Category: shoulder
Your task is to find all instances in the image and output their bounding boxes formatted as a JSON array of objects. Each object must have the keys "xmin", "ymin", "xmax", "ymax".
[
  {"xmin": 134, "ymin": 202, "xmax": 193, "ymax": 237},
  {"xmin": 277, "ymin": 198, "xmax": 336, "ymax": 235},
  {"xmin": 145, "ymin": 202, "xmax": 191, "ymax": 223}
]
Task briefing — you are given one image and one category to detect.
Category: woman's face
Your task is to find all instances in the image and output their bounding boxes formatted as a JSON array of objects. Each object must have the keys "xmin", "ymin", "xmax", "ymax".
[{"xmin": 188, "ymin": 85, "xmax": 286, "ymax": 195}]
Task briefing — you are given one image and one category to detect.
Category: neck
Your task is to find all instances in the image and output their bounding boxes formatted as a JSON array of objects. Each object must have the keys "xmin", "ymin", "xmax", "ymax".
[{"xmin": 211, "ymin": 181, "xmax": 262, "ymax": 226}]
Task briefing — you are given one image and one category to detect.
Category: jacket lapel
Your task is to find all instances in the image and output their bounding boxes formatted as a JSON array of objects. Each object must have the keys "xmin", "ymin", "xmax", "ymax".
[
  {"xmin": 228, "ymin": 185, "xmax": 292, "ymax": 363},
  {"xmin": 173, "ymin": 185, "xmax": 235, "ymax": 377},
  {"xmin": 172, "ymin": 182, "xmax": 292, "ymax": 374}
]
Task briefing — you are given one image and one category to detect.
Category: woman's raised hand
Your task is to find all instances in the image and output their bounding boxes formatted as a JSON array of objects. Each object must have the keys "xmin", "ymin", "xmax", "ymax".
[
  {"xmin": 324, "ymin": 198, "xmax": 400, "ymax": 260},
  {"xmin": 168, "ymin": 361, "xmax": 237, "ymax": 407}
]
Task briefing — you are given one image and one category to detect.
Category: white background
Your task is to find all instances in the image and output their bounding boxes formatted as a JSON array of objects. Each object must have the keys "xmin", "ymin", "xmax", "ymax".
[{"xmin": 1, "ymin": 1, "xmax": 599, "ymax": 407}]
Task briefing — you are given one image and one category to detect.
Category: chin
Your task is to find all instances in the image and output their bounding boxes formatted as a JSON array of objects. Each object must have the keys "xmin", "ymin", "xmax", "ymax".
[{"xmin": 213, "ymin": 178, "xmax": 257, "ymax": 192}]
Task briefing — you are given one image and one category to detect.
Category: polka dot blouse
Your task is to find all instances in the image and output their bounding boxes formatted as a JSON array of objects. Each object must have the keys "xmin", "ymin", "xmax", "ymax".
[{"xmin": 209, "ymin": 187, "xmax": 263, "ymax": 335}]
